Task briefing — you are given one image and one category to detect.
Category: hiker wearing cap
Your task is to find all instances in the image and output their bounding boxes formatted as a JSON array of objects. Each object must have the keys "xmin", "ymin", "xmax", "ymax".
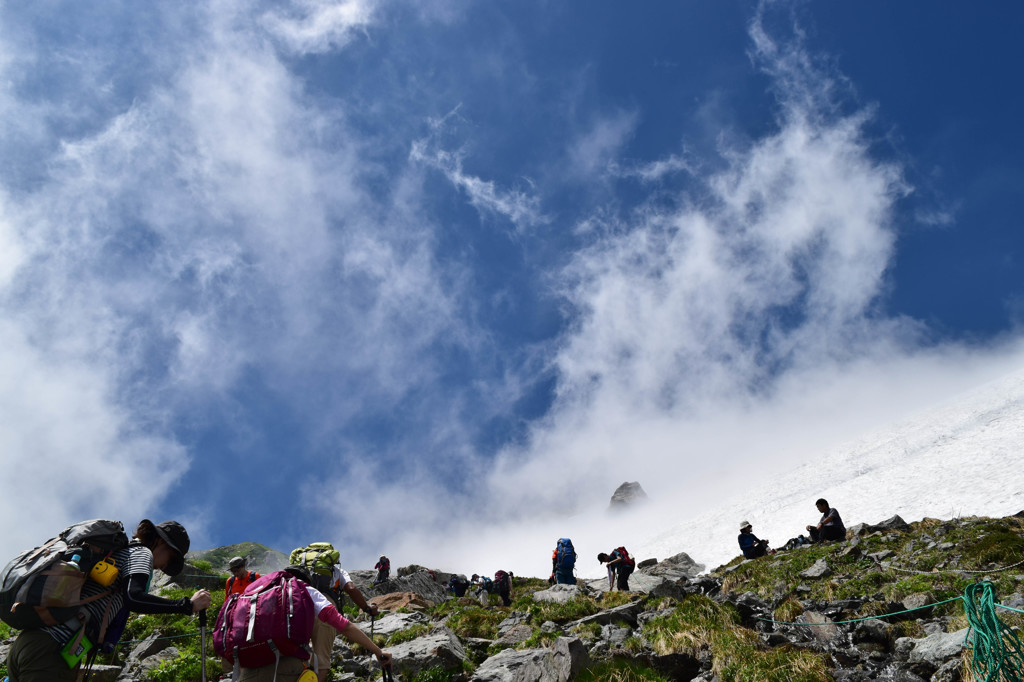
[
  {"xmin": 806, "ymin": 498, "xmax": 847, "ymax": 543},
  {"xmin": 219, "ymin": 556, "xmax": 262, "ymax": 674},
  {"xmin": 225, "ymin": 556, "xmax": 261, "ymax": 596},
  {"xmin": 6, "ymin": 519, "xmax": 211, "ymax": 682},
  {"xmin": 597, "ymin": 547, "xmax": 636, "ymax": 591},
  {"xmin": 738, "ymin": 521, "xmax": 771, "ymax": 559}
]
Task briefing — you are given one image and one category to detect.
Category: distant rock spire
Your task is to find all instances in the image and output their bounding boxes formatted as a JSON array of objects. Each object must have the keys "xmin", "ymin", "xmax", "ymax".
[{"xmin": 608, "ymin": 481, "xmax": 649, "ymax": 512}]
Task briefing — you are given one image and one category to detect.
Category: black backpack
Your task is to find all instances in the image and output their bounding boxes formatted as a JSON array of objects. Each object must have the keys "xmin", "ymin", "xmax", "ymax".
[{"xmin": 0, "ymin": 519, "xmax": 129, "ymax": 630}]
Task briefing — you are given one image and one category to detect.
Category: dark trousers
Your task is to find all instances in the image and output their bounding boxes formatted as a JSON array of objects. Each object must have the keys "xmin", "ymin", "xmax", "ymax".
[
  {"xmin": 8, "ymin": 629, "xmax": 79, "ymax": 682},
  {"xmin": 555, "ymin": 568, "xmax": 576, "ymax": 585},
  {"xmin": 615, "ymin": 564, "xmax": 634, "ymax": 591},
  {"xmin": 809, "ymin": 525, "xmax": 846, "ymax": 542}
]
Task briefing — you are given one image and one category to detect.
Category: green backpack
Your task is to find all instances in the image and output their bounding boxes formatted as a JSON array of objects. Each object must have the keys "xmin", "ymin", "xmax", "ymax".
[
  {"xmin": 289, "ymin": 543, "xmax": 340, "ymax": 576},
  {"xmin": 289, "ymin": 543, "xmax": 342, "ymax": 605}
]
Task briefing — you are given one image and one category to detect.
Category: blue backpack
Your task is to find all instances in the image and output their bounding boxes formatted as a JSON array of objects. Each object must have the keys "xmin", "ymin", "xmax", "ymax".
[{"xmin": 556, "ymin": 538, "xmax": 576, "ymax": 571}]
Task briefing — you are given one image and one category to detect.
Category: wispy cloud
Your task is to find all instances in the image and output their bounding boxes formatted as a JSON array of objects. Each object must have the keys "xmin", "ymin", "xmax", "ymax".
[
  {"xmin": 261, "ymin": 0, "xmax": 377, "ymax": 55},
  {"xmin": 411, "ymin": 131, "xmax": 546, "ymax": 231}
]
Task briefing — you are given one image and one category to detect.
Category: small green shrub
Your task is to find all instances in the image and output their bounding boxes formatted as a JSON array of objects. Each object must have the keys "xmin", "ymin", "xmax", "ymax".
[
  {"xmin": 570, "ymin": 621, "xmax": 603, "ymax": 639},
  {"xmin": 147, "ymin": 651, "xmax": 203, "ymax": 682},
  {"xmin": 387, "ymin": 624, "xmax": 430, "ymax": 646},
  {"xmin": 774, "ymin": 598, "xmax": 805, "ymax": 623},
  {"xmin": 578, "ymin": 659, "xmax": 670, "ymax": 681},
  {"xmin": 407, "ymin": 665, "xmax": 463, "ymax": 682},
  {"xmin": 526, "ymin": 595, "xmax": 602, "ymax": 624},
  {"xmin": 599, "ymin": 591, "xmax": 637, "ymax": 608},
  {"xmin": 445, "ymin": 606, "xmax": 505, "ymax": 639}
]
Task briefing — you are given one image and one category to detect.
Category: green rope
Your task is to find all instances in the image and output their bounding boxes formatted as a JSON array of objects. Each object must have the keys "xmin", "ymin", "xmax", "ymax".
[
  {"xmin": 117, "ymin": 630, "xmax": 202, "ymax": 645},
  {"xmin": 756, "ymin": 581, "xmax": 1024, "ymax": 681},
  {"xmin": 962, "ymin": 582, "xmax": 1024, "ymax": 682},
  {"xmin": 759, "ymin": 595, "xmax": 963, "ymax": 626}
]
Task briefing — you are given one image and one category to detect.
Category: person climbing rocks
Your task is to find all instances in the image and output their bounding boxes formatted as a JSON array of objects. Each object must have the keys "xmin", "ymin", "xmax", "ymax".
[
  {"xmin": 290, "ymin": 544, "xmax": 379, "ymax": 682},
  {"xmin": 552, "ymin": 538, "xmax": 577, "ymax": 585},
  {"xmin": 6, "ymin": 520, "xmax": 211, "ymax": 682},
  {"xmin": 597, "ymin": 546, "xmax": 635, "ymax": 591},
  {"xmin": 373, "ymin": 555, "xmax": 390, "ymax": 585}
]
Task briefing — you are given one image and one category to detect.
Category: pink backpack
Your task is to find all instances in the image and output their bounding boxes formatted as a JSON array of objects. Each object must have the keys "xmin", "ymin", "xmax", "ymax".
[{"xmin": 213, "ymin": 570, "xmax": 316, "ymax": 669}]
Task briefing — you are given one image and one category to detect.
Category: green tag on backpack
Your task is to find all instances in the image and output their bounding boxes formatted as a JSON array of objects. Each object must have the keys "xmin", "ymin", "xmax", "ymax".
[{"xmin": 60, "ymin": 631, "xmax": 92, "ymax": 668}]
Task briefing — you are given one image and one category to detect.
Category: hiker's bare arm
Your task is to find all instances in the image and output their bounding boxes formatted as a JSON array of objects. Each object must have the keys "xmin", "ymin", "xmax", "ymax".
[
  {"xmin": 342, "ymin": 582, "xmax": 379, "ymax": 616},
  {"xmin": 339, "ymin": 622, "xmax": 392, "ymax": 665}
]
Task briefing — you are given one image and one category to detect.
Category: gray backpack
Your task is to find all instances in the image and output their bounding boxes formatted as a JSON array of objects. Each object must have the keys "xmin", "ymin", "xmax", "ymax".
[{"xmin": 0, "ymin": 519, "xmax": 129, "ymax": 630}]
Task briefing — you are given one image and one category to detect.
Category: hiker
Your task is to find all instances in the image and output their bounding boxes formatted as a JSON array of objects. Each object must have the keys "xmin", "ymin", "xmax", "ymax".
[
  {"xmin": 806, "ymin": 498, "xmax": 847, "ymax": 543},
  {"xmin": 597, "ymin": 546, "xmax": 635, "ymax": 591},
  {"xmin": 553, "ymin": 538, "xmax": 577, "ymax": 585},
  {"xmin": 737, "ymin": 521, "xmax": 772, "ymax": 559},
  {"xmin": 220, "ymin": 565, "xmax": 391, "ymax": 682},
  {"xmin": 225, "ymin": 556, "xmax": 260, "ymax": 596},
  {"xmin": 447, "ymin": 574, "xmax": 470, "ymax": 597},
  {"xmin": 470, "ymin": 574, "xmax": 492, "ymax": 605},
  {"xmin": 6, "ymin": 519, "xmax": 212, "ymax": 682},
  {"xmin": 373, "ymin": 555, "xmax": 390, "ymax": 584},
  {"xmin": 290, "ymin": 544, "xmax": 379, "ymax": 682},
  {"xmin": 494, "ymin": 570, "xmax": 513, "ymax": 607}
]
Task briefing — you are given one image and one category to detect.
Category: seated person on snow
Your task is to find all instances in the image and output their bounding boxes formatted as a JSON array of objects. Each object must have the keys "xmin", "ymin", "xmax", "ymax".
[
  {"xmin": 806, "ymin": 498, "xmax": 846, "ymax": 543},
  {"xmin": 737, "ymin": 520, "xmax": 771, "ymax": 559}
]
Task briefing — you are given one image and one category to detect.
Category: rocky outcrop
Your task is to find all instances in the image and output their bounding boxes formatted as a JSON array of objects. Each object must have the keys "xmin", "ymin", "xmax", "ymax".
[
  {"xmin": 363, "ymin": 568, "xmax": 449, "ymax": 605},
  {"xmin": 471, "ymin": 637, "xmax": 589, "ymax": 682},
  {"xmin": 608, "ymin": 482, "xmax": 648, "ymax": 511},
  {"xmin": 386, "ymin": 626, "xmax": 468, "ymax": 678},
  {"xmin": 640, "ymin": 551, "xmax": 705, "ymax": 579}
]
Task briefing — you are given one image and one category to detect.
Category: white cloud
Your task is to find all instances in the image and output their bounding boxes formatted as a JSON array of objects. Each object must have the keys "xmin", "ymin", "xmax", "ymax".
[
  {"xmin": 0, "ymin": 2, "xmax": 469, "ymax": 548},
  {"xmin": 0, "ymin": 320, "xmax": 188, "ymax": 550},
  {"xmin": 261, "ymin": 0, "xmax": 377, "ymax": 55},
  {"xmin": 360, "ymin": 4, "xmax": 1024, "ymax": 575},
  {"xmin": 612, "ymin": 153, "xmax": 696, "ymax": 183},
  {"xmin": 411, "ymin": 138, "xmax": 546, "ymax": 231}
]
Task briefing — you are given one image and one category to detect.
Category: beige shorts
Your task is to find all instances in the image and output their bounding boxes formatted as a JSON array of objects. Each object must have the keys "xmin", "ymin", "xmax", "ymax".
[
  {"xmin": 310, "ymin": 617, "xmax": 336, "ymax": 672},
  {"xmin": 238, "ymin": 655, "xmax": 307, "ymax": 682}
]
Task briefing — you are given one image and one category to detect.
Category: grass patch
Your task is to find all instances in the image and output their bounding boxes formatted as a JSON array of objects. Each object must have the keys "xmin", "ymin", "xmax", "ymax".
[
  {"xmin": 774, "ymin": 598, "xmax": 805, "ymax": 622},
  {"xmin": 599, "ymin": 591, "xmax": 639, "ymax": 608},
  {"xmin": 570, "ymin": 621, "xmax": 603, "ymax": 640},
  {"xmin": 640, "ymin": 595, "xmax": 829, "ymax": 682},
  {"xmin": 444, "ymin": 605, "xmax": 506, "ymax": 639},
  {"xmin": 406, "ymin": 665, "xmax": 464, "ymax": 682},
  {"xmin": 387, "ymin": 624, "xmax": 430, "ymax": 645},
  {"xmin": 578, "ymin": 659, "xmax": 670, "ymax": 681}
]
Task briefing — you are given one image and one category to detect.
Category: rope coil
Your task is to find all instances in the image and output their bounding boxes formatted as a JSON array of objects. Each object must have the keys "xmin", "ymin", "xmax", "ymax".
[{"xmin": 963, "ymin": 582, "xmax": 1024, "ymax": 682}]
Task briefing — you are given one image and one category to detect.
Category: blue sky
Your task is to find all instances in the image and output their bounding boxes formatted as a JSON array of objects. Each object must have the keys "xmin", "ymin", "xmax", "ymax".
[{"xmin": 1, "ymin": 1, "xmax": 1022, "ymax": 573}]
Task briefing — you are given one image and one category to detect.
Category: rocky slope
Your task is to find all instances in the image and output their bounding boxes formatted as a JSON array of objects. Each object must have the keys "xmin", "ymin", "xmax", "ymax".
[{"xmin": 3, "ymin": 512, "xmax": 1023, "ymax": 682}]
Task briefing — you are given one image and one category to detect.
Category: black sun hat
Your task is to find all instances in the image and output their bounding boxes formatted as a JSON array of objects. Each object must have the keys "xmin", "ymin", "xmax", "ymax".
[{"xmin": 150, "ymin": 520, "xmax": 190, "ymax": 576}]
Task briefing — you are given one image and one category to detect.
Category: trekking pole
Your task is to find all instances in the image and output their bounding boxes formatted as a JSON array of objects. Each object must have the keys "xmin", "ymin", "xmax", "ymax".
[{"xmin": 199, "ymin": 609, "xmax": 208, "ymax": 682}]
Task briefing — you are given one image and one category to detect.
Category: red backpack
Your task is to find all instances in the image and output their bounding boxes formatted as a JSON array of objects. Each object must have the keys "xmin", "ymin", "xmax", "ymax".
[
  {"xmin": 614, "ymin": 547, "xmax": 635, "ymax": 566},
  {"xmin": 213, "ymin": 571, "xmax": 316, "ymax": 668}
]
